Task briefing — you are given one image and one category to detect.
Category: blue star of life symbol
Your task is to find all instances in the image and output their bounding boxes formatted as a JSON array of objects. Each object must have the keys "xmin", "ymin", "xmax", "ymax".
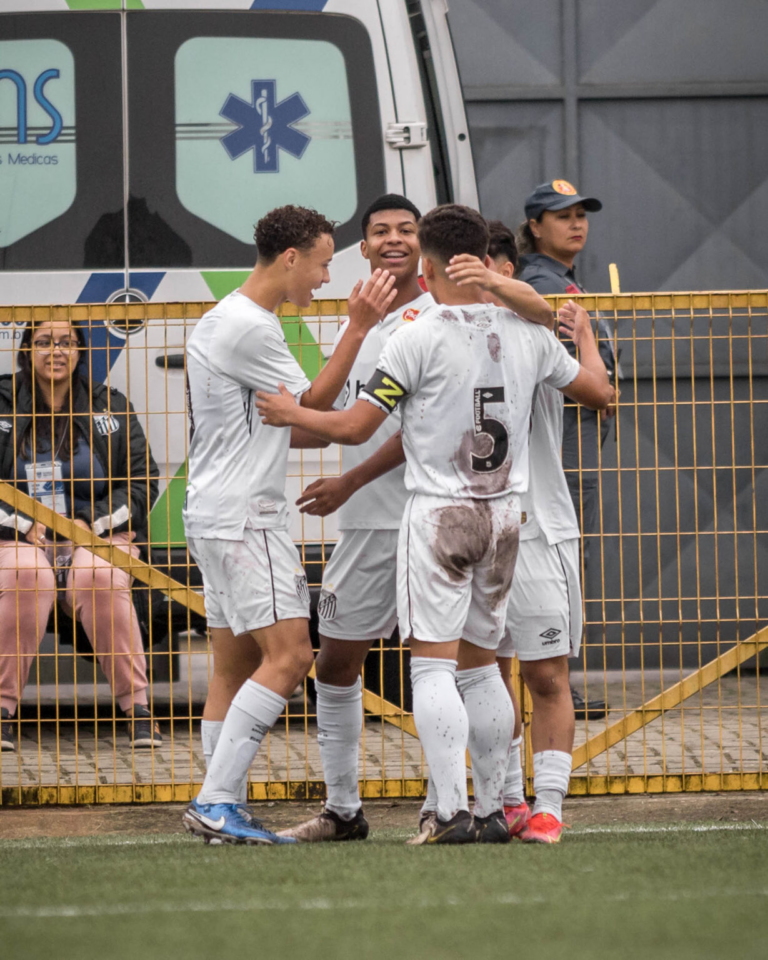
[{"xmin": 219, "ymin": 80, "xmax": 311, "ymax": 173}]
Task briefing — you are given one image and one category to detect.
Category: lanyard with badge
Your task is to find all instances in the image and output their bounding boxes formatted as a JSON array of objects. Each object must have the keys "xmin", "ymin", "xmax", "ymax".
[{"xmin": 24, "ymin": 433, "xmax": 73, "ymax": 581}]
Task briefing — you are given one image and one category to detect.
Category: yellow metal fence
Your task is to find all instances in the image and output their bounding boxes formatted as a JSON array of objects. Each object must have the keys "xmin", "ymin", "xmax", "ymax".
[{"xmin": 0, "ymin": 292, "xmax": 766, "ymax": 805}]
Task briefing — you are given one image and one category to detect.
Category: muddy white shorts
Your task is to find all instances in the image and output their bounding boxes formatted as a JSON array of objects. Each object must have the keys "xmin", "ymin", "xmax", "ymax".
[
  {"xmin": 318, "ymin": 528, "xmax": 399, "ymax": 641},
  {"xmin": 188, "ymin": 528, "xmax": 310, "ymax": 636},
  {"xmin": 498, "ymin": 534, "xmax": 582, "ymax": 660},
  {"xmin": 397, "ymin": 492, "xmax": 521, "ymax": 649}
]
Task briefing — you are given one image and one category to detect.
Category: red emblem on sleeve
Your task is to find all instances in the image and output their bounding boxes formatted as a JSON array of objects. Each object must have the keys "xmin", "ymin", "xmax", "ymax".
[{"xmin": 402, "ymin": 308, "xmax": 420, "ymax": 323}]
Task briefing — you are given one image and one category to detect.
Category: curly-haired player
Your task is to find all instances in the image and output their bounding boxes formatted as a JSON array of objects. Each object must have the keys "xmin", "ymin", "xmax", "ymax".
[{"xmin": 182, "ymin": 205, "xmax": 396, "ymax": 845}]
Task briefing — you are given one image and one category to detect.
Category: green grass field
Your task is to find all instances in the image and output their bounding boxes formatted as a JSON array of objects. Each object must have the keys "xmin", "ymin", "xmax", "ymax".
[{"xmin": 2, "ymin": 823, "xmax": 767, "ymax": 960}]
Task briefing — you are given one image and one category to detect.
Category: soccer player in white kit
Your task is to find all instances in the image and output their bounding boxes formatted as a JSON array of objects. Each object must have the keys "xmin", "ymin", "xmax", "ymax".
[
  {"xmin": 256, "ymin": 205, "xmax": 613, "ymax": 844},
  {"xmin": 181, "ymin": 205, "xmax": 396, "ymax": 845},
  {"xmin": 277, "ymin": 196, "xmax": 553, "ymax": 843},
  {"xmin": 445, "ymin": 230, "xmax": 611, "ymax": 842}
]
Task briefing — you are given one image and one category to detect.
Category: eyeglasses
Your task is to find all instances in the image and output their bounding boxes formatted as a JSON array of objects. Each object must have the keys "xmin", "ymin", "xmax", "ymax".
[{"xmin": 32, "ymin": 338, "xmax": 79, "ymax": 354}]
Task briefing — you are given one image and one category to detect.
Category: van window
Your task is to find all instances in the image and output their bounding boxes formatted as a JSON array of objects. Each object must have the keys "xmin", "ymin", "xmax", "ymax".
[
  {"xmin": 0, "ymin": 14, "xmax": 123, "ymax": 271},
  {"xmin": 128, "ymin": 12, "xmax": 385, "ymax": 268}
]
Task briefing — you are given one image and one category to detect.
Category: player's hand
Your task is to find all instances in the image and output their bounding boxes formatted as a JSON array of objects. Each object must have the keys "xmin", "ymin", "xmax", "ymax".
[
  {"xmin": 296, "ymin": 476, "xmax": 355, "ymax": 516},
  {"xmin": 557, "ymin": 300, "xmax": 594, "ymax": 348},
  {"xmin": 347, "ymin": 269, "xmax": 397, "ymax": 333},
  {"xmin": 256, "ymin": 383, "xmax": 299, "ymax": 427},
  {"xmin": 445, "ymin": 254, "xmax": 497, "ymax": 290}
]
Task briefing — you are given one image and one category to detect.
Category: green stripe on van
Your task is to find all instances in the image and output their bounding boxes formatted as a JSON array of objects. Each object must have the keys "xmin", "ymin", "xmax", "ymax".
[{"xmin": 149, "ymin": 462, "xmax": 188, "ymax": 549}]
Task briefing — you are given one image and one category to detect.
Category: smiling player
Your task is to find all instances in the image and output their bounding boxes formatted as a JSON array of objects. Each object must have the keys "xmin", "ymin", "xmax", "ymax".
[{"xmin": 181, "ymin": 205, "xmax": 395, "ymax": 846}]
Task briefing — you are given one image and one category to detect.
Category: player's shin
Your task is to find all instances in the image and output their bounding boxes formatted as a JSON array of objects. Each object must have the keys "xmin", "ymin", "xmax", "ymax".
[
  {"xmin": 532, "ymin": 750, "xmax": 572, "ymax": 820},
  {"xmin": 503, "ymin": 736, "xmax": 525, "ymax": 807},
  {"xmin": 316, "ymin": 677, "xmax": 363, "ymax": 820},
  {"xmin": 197, "ymin": 680, "xmax": 286, "ymax": 805},
  {"xmin": 457, "ymin": 664, "xmax": 514, "ymax": 818},
  {"xmin": 202, "ymin": 719, "xmax": 248, "ymax": 805},
  {"xmin": 410, "ymin": 657, "xmax": 470, "ymax": 822}
]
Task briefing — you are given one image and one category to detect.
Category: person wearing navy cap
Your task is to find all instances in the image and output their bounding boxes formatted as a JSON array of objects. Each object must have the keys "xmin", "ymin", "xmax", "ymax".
[{"xmin": 516, "ymin": 180, "xmax": 616, "ymax": 721}]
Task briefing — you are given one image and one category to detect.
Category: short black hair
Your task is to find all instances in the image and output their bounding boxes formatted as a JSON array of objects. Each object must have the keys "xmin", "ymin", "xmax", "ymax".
[
  {"xmin": 361, "ymin": 194, "xmax": 422, "ymax": 237},
  {"xmin": 487, "ymin": 219, "xmax": 518, "ymax": 270},
  {"xmin": 418, "ymin": 204, "xmax": 489, "ymax": 263},
  {"xmin": 255, "ymin": 205, "xmax": 336, "ymax": 264}
]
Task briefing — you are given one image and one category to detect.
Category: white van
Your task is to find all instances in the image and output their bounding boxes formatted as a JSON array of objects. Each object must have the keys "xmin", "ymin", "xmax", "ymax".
[{"xmin": 0, "ymin": 0, "xmax": 478, "ymax": 566}]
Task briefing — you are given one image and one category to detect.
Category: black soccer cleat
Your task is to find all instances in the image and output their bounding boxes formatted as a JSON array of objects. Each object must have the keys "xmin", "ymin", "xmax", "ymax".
[
  {"xmin": 473, "ymin": 810, "xmax": 511, "ymax": 844},
  {"xmin": 406, "ymin": 809, "xmax": 477, "ymax": 845},
  {"xmin": 277, "ymin": 806, "xmax": 370, "ymax": 842}
]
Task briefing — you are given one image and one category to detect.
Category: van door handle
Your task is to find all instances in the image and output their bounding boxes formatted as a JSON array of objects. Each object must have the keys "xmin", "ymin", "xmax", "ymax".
[{"xmin": 156, "ymin": 353, "xmax": 185, "ymax": 369}]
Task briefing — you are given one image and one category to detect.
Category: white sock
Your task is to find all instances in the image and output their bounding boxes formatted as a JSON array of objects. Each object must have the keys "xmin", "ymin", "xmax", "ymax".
[
  {"xmin": 421, "ymin": 776, "xmax": 438, "ymax": 818},
  {"xmin": 532, "ymin": 750, "xmax": 572, "ymax": 820},
  {"xmin": 503, "ymin": 736, "xmax": 525, "ymax": 807},
  {"xmin": 201, "ymin": 719, "xmax": 224, "ymax": 770},
  {"xmin": 201, "ymin": 719, "xmax": 248, "ymax": 805},
  {"xmin": 315, "ymin": 677, "xmax": 363, "ymax": 821},
  {"xmin": 197, "ymin": 680, "xmax": 286, "ymax": 806},
  {"xmin": 457, "ymin": 664, "xmax": 514, "ymax": 818},
  {"xmin": 410, "ymin": 657, "xmax": 469, "ymax": 823}
]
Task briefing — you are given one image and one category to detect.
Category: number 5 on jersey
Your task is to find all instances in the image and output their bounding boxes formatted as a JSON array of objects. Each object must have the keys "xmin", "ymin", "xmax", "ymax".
[{"xmin": 472, "ymin": 386, "xmax": 509, "ymax": 473}]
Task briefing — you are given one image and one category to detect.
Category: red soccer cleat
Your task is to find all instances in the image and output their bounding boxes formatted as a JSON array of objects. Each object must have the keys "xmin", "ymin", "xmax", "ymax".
[
  {"xmin": 519, "ymin": 811, "xmax": 565, "ymax": 844},
  {"xmin": 503, "ymin": 800, "xmax": 531, "ymax": 839}
]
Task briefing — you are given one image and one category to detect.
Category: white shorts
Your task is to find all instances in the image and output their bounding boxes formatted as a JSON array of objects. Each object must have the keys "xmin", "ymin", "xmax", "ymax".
[
  {"xmin": 188, "ymin": 528, "xmax": 310, "ymax": 636},
  {"xmin": 318, "ymin": 528, "xmax": 399, "ymax": 641},
  {"xmin": 397, "ymin": 492, "xmax": 521, "ymax": 649},
  {"xmin": 498, "ymin": 534, "xmax": 582, "ymax": 660}
]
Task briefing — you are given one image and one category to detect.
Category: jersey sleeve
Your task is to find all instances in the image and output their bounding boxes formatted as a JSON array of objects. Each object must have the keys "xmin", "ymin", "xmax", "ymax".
[
  {"xmin": 534, "ymin": 327, "xmax": 581, "ymax": 390},
  {"xmin": 217, "ymin": 321, "xmax": 311, "ymax": 398},
  {"xmin": 358, "ymin": 325, "xmax": 421, "ymax": 415}
]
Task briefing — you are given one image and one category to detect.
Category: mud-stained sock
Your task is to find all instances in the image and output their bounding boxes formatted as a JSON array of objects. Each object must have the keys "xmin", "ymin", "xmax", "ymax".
[
  {"xmin": 503, "ymin": 736, "xmax": 525, "ymax": 807},
  {"xmin": 315, "ymin": 677, "xmax": 363, "ymax": 821},
  {"xmin": 197, "ymin": 680, "xmax": 286, "ymax": 806},
  {"xmin": 410, "ymin": 657, "xmax": 469, "ymax": 823},
  {"xmin": 532, "ymin": 750, "xmax": 572, "ymax": 820},
  {"xmin": 457, "ymin": 664, "xmax": 514, "ymax": 818}
]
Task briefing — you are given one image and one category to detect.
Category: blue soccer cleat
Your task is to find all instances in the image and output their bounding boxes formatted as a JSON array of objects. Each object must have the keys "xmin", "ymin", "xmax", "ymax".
[{"xmin": 182, "ymin": 799, "xmax": 296, "ymax": 845}]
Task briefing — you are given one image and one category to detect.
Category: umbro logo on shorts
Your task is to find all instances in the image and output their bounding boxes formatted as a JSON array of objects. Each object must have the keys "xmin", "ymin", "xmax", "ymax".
[
  {"xmin": 295, "ymin": 574, "xmax": 310, "ymax": 605},
  {"xmin": 540, "ymin": 628, "xmax": 562, "ymax": 644},
  {"xmin": 318, "ymin": 589, "xmax": 337, "ymax": 621}
]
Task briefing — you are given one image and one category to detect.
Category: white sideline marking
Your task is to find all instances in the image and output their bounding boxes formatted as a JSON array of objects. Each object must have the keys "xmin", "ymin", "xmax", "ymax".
[
  {"xmin": 2, "ymin": 888, "xmax": 768, "ymax": 920},
  {"xmin": 574, "ymin": 822, "xmax": 767, "ymax": 835}
]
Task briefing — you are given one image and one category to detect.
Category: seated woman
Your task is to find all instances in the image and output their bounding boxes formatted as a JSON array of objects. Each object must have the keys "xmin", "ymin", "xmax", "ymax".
[{"xmin": 0, "ymin": 318, "xmax": 160, "ymax": 751}]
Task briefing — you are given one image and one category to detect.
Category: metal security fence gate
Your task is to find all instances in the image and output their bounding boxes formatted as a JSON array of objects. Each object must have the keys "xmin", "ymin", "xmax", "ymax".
[{"xmin": 0, "ymin": 293, "xmax": 766, "ymax": 805}]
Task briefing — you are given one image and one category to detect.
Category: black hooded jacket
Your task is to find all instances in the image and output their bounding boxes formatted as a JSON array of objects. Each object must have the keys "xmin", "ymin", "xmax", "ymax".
[{"xmin": 0, "ymin": 374, "xmax": 159, "ymax": 542}]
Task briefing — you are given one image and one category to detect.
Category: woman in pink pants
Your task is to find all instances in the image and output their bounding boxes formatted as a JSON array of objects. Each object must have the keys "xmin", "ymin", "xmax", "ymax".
[{"xmin": 0, "ymin": 318, "xmax": 159, "ymax": 751}]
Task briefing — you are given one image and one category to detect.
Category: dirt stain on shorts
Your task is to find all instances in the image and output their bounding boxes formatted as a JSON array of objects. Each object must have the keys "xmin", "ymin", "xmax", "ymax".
[{"xmin": 429, "ymin": 501, "xmax": 493, "ymax": 582}]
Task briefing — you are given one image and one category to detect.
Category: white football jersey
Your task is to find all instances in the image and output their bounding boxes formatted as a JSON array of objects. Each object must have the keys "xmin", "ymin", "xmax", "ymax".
[
  {"xmin": 360, "ymin": 302, "xmax": 580, "ymax": 500},
  {"xmin": 520, "ymin": 381, "xmax": 580, "ymax": 545},
  {"xmin": 333, "ymin": 292, "xmax": 433, "ymax": 530},
  {"xmin": 183, "ymin": 291, "xmax": 311, "ymax": 540}
]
